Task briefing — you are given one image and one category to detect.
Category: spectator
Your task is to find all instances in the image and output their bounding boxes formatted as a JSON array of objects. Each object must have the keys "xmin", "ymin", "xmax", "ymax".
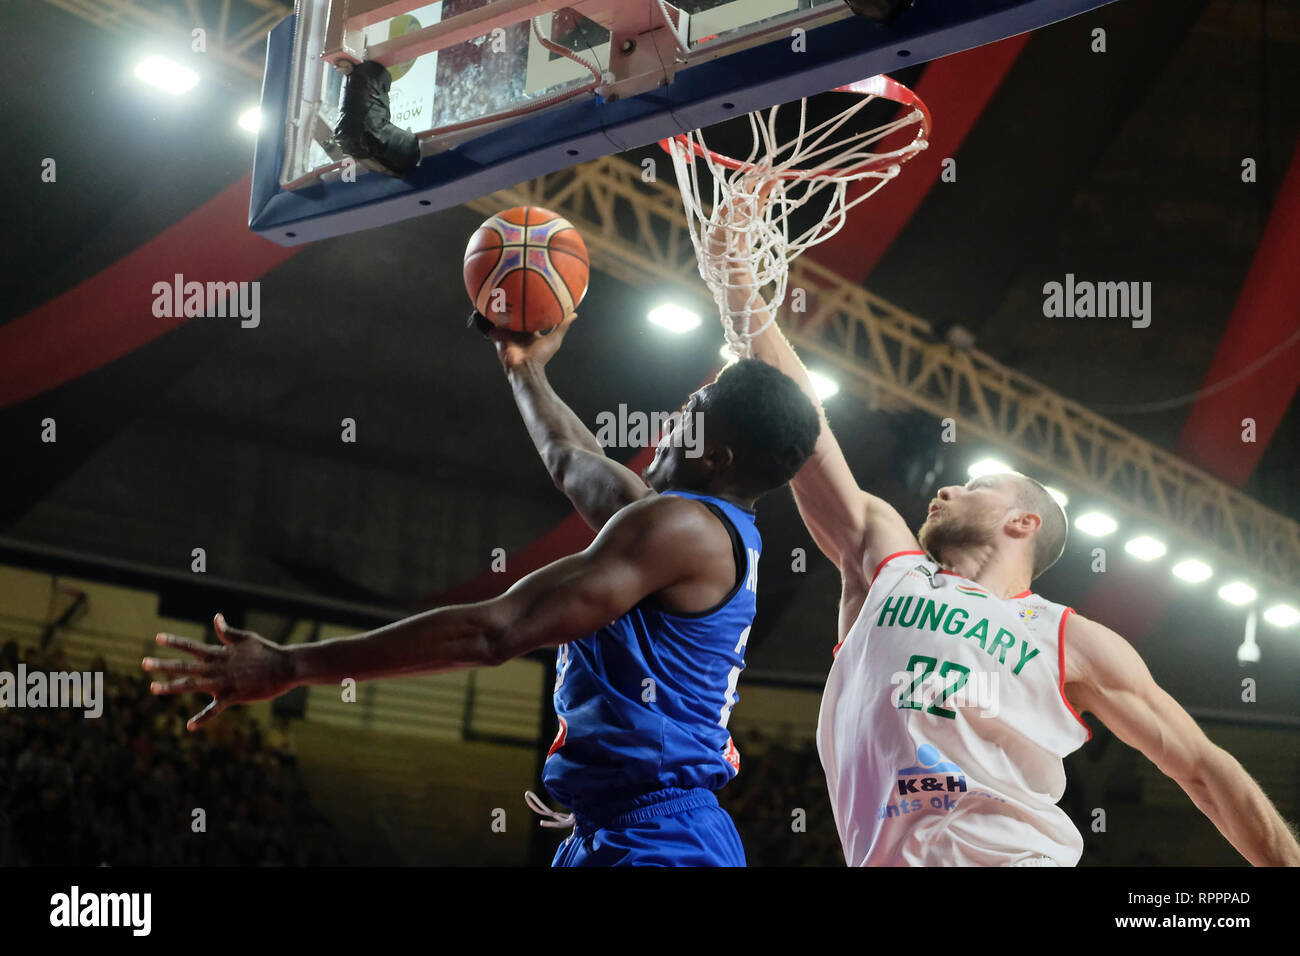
[{"xmin": 0, "ymin": 646, "xmax": 345, "ymax": 866}]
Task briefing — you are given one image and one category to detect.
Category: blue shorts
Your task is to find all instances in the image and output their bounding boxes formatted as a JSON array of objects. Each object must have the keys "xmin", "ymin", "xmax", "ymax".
[{"xmin": 551, "ymin": 787, "xmax": 746, "ymax": 867}]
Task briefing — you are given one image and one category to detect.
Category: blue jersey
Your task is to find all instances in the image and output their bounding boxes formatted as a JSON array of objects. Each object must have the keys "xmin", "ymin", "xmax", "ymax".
[{"xmin": 542, "ymin": 489, "xmax": 760, "ymax": 812}]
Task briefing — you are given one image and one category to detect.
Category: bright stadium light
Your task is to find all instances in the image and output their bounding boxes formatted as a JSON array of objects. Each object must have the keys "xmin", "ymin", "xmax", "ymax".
[
  {"xmin": 1074, "ymin": 512, "xmax": 1117, "ymax": 537},
  {"xmin": 968, "ymin": 458, "xmax": 1012, "ymax": 479},
  {"xmin": 717, "ymin": 343, "xmax": 748, "ymax": 366},
  {"xmin": 134, "ymin": 56, "xmax": 199, "ymax": 95},
  {"xmin": 1171, "ymin": 559, "xmax": 1213, "ymax": 584},
  {"xmin": 1045, "ymin": 487, "xmax": 1069, "ymax": 508},
  {"xmin": 1263, "ymin": 603, "xmax": 1299, "ymax": 628},
  {"xmin": 1124, "ymin": 536, "xmax": 1166, "ymax": 561},
  {"xmin": 1218, "ymin": 581, "xmax": 1257, "ymax": 606},
  {"xmin": 238, "ymin": 107, "xmax": 261, "ymax": 132},
  {"xmin": 808, "ymin": 370, "xmax": 839, "ymax": 401},
  {"xmin": 648, "ymin": 304, "xmax": 701, "ymax": 334}
]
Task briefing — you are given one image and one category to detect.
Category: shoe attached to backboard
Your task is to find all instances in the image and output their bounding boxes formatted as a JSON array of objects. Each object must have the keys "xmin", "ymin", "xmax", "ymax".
[{"xmin": 333, "ymin": 60, "xmax": 420, "ymax": 178}]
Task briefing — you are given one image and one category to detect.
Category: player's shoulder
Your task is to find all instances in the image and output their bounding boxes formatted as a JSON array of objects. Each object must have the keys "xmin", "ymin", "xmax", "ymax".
[
  {"xmin": 1062, "ymin": 610, "xmax": 1109, "ymax": 644},
  {"xmin": 1012, "ymin": 588, "xmax": 1071, "ymax": 620},
  {"xmin": 604, "ymin": 491, "xmax": 733, "ymax": 550},
  {"xmin": 1061, "ymin": 611, "xmax": 1147, "ymax": 687}
]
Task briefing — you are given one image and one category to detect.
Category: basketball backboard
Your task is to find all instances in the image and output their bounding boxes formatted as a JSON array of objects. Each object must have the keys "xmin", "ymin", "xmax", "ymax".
[{"xmin": 250, "ymin": 0, "xmax": 1118, "ymax": 246}]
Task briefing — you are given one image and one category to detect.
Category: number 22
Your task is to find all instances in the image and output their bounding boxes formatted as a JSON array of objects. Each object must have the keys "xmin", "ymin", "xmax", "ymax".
[{"xmin": 898, "ymin": 654, "xmax": 969, "ymax": 720}]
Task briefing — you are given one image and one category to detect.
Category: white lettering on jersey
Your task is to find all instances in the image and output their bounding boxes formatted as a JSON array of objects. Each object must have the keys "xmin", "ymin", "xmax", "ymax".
[
  {"xmin": 718, "ymin": 626, "xmax": 751, "ymax": 728},
  {"xmin": 817, "ymin": 555, "xmax": 1090, "ymax": 867},
  {"xmin": 553, "ymin": 644, "xmax": 571, "ymax": 694}
]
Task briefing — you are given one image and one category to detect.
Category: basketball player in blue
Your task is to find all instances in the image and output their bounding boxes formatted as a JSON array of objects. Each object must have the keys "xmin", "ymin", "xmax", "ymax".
[{"xmin": 143, "ymin": 313, "xmax": 820, "ymax": 867}]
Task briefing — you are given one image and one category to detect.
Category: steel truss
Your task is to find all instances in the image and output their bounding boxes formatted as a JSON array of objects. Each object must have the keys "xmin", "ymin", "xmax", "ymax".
[
  {"xmin": 467, "ymin": 156, "xmax": 1300, "ymax": 596},
  {"xmin": 42, "ymin": 0, "xmax": 289, "ymax": 80}
]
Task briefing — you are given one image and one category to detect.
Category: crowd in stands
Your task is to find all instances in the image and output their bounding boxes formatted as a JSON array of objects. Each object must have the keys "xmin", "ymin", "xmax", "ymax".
[
  {"xmin": 1, "ymin": 639, "xmax": 1197, "ymax": 867},
  {"xmin": 0, "ymin": 640, "xmax": 343, "ymax": 866},
  {"xmin": 721, "ymin": 728, "xmax": 845, "ymax": 866}
]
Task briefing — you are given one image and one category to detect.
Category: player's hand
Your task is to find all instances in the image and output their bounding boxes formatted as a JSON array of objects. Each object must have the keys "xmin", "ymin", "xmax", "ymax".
[
  {"xmin": 142, "ymin": 614, "xmax": 297, "ymax": 731},
  {"xmin": 489, "ymin": 313, "xmax": 577, "ymax": 372},
  {"xmin": 705, "ymin": 176, "xmax": 777, "ymax": 259}
]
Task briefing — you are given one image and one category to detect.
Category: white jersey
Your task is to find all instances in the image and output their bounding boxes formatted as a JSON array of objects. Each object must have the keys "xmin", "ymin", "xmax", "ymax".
[{"xmin": 816, "ymin": 551, "xmax": 1092, "ymax": 866}]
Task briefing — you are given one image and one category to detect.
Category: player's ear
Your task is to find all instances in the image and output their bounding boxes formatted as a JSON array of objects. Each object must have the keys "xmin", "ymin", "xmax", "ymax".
[
  {"xmin": 1005, "ymin": 511, "xmax": 1041, "ymax": 540},
  {"xmin": 705, "ymin": 443, "xmax": 735, "ymax": 473}
]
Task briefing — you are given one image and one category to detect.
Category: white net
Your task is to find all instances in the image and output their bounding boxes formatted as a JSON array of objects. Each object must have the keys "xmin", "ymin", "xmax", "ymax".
[{"xmin": 665, "ymin": 78, "xmax": 930, "ymax": 358}]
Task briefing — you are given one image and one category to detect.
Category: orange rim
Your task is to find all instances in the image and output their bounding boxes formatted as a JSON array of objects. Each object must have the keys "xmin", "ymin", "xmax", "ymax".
[{"xmin": 658, "ymin": 75, "xmax": 931, "ymax": 180}]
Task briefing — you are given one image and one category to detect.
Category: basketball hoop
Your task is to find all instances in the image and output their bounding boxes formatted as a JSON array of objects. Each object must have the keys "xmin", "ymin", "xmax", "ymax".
[{"xmin": 660, "ymin": 75, "xmax": 930, "ymax": 359}]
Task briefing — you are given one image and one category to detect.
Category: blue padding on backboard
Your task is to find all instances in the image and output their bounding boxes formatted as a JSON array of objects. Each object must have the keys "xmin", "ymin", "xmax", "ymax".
[
  {"xmin": 249, "ymin": 14, "xmax": 296, "ymax": 236},
  {"xmin": 250, "ymin": 0, "xmax": 1119, "ymax": 246}
]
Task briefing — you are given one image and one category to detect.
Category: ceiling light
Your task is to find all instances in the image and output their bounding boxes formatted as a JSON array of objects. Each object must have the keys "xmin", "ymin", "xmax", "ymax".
[
  {"xmin": 1124, "ymin": 536, "xmax": 1166, "ymax": 561},
  {"xmin": 808, "ymin": 371, "xmax": 839, "ymax": 400},
  {"xmin": 1263, "ymin": 603, "xmax": 1299, "ymax": 628},
  {"xmin": 1171, "ymin": 559, "xmax": 1212, "ymax": 584},
  {"xmin": 1218, "ymin": 581, "xmax": 1257, "ymax": 606},
  {"xmin": 967, "ymin": 458, "xmax": 1011, "ymax": 479},
  {"xmin": 134, "ymin": 56, "xmax": 199, "ymax": 95},
  {"xmin": 1075, "ymin": 512, "xmax": 1117, "ymax": 537},
  {"xmin": 648, "ymin": 304, "xmax": 701, "ymax": 334}
]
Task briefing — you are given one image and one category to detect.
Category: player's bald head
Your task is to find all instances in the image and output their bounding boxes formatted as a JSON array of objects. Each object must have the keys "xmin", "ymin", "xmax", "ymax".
[{"xmin": 1001, "ymin": 473, "xmax": 1067, "ymax": 580}]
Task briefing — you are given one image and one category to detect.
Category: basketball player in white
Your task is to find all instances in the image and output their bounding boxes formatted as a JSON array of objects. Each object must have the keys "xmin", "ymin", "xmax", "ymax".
[{"xmin": 708, "ymin": 215, "xmax": 1300, "ymax": 867}]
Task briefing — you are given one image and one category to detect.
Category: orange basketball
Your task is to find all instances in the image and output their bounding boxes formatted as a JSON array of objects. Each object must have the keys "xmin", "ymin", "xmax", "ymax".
[{"xmin": 463, "ymin": 206, "xmax": 590, "ymax": 333}]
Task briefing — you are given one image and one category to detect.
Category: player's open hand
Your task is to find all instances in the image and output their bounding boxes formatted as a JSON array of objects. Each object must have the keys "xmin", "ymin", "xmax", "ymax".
[
  {"xmin": 142, "ymin": 614, "xmax": 297, "ymax": 731},
  {"xmin": 489, "ymin": 313, "xmax": 577, "ymax": 372}
]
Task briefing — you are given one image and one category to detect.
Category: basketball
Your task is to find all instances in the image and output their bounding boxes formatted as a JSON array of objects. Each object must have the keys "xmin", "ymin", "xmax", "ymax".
[{"xmin": 463, "ymin": 206, "xmax": 590, "ymax": 333}]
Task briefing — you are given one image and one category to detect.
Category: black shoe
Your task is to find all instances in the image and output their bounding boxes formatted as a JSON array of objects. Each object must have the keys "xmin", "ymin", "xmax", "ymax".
[{"xmin": 333, "ymin": 60, "xmax": 421, "ymax": 177}]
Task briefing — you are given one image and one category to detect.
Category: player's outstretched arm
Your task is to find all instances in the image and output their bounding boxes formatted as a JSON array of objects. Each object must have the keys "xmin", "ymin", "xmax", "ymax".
[
  {"xmin": 1064, "ymin": 612, "xmax": 1300, "ymax": 866},
  {"xmin": 483, "ymin": 313, "xmax": 652, "ymax": 530},
  {"xmin": 143, "ymin": 495, "xmax": 707, "ymax": 730},
  {"xmin": 704, "ymin": 203, "xmax": 916, "ymax": 596},
  {"xmin": 744, "ymin": 305, "xmax": 915, "ymax": 575}
]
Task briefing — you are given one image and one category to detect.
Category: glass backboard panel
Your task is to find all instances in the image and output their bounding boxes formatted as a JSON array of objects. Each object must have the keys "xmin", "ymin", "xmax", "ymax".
[{"xmin": 253, "ymin": 0, "xmax": 1121, "ymax": 243}]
